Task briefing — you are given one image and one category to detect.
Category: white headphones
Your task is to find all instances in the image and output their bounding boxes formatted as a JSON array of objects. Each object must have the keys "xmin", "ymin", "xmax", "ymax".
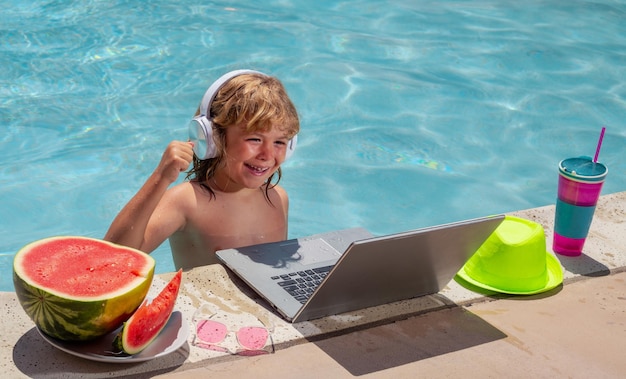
[{"xmin": 188, "ymin": 69, "xmax": 298, "ymax": 160}]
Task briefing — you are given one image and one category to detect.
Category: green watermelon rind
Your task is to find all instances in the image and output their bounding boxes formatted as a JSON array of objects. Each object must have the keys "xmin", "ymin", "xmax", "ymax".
[
  {"xmin": 115, "ymin": 269, "xmax": 182, "ymax": 355},
  {"xmin": 13, "ymin": 236, "xmax": 155, "ymax": 341}
]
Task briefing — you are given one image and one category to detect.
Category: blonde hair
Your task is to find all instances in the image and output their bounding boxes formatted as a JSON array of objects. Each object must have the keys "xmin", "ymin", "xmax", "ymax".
[{"xmin": 186, "ymin": 73, "xmax": 300, "ymax": 200}]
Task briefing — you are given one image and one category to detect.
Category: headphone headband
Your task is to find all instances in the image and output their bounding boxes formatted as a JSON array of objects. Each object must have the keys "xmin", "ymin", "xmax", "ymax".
[
  {"xmin": 198, "ymin": 69, "xmax": 266, "ymax": 119},
  {"xmin": 189, "ymin": 69, "xmax": 298, "ymax": 161}
]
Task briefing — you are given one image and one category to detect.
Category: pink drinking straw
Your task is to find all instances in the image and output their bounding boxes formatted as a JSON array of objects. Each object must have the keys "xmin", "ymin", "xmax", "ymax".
[{"xmin": 593, "ymin": 126, "xmax": 606, "ymax": 163}]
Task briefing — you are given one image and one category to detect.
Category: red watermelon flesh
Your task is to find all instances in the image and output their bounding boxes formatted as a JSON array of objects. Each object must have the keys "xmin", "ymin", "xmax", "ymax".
[
  {"xmin": 13, "ymin": 236, "xmax": 155, "ymax": 341},
  {"xmin": 19, "ymin": 237, "xmax": 152, "ymax": 298},
  {"xmin": 114, "ymin": 269, "xmax": 182, "ymax": 355}
]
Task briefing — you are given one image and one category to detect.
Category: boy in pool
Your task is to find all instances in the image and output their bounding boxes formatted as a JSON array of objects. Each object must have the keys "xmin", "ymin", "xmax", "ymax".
[{"xmin": 105, "ymin": 70, "xmax": 299, "ymax": 270}]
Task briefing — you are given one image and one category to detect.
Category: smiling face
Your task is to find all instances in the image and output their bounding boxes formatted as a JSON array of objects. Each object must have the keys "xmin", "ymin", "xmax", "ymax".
[
  {"xmin": 187, "ymin": 73, "xmax": 299, "ymax": 196},
  {"xmin": 213, "ymin": 123, "xmax": 291, "ymax": 192}
]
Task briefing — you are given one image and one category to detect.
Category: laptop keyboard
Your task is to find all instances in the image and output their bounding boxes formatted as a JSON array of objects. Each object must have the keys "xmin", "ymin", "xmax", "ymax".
[{"xmin": 271, "ymin": 265, "xmax": 333, "ymax": 304}]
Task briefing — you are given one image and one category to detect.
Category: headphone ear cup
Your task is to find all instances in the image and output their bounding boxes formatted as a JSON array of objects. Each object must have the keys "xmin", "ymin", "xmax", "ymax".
[
  {"xmin": 189, "ymin": 116, "xmax": 218, "ymax": 160},
  {"xmin": 284, "ymin": 134, "xmax": 298, "ymax": 161}
]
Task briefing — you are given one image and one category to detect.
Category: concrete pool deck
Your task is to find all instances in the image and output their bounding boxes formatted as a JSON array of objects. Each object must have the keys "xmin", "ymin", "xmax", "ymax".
[{"xmin": 2, "ymin": 191, "xmax": 625, "ymax": 378}]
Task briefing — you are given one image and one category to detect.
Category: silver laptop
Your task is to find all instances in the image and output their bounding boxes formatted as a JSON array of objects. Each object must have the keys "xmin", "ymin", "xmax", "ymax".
[{"xmin": 216, "ymin": 215, "xmax": 504, "ymax": 323}]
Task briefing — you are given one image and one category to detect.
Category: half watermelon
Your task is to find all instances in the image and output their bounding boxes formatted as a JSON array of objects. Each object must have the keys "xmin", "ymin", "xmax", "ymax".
[
  {"xmin": 13, "ymin": 236, "xmax": 155, "ymax": 341},
  {"xmin": 113, "ymin": 269, "xmax": 182, "ymax": 355}
]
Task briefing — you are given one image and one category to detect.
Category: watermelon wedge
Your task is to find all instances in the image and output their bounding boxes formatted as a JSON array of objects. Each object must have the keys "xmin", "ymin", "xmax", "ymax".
[
  {"xmin": 113, "ymin": 269, "xmax": 182, "ymax": 355},
  {"xmin": 13, "ymin": 236, "xmax": 155, "ymax": 341}
]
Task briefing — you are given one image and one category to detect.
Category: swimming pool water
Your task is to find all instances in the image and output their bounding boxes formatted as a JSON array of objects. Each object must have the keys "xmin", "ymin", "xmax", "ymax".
[{"xmin": 2, "ymin": 1, "xmax": 626, "ymax": 291}]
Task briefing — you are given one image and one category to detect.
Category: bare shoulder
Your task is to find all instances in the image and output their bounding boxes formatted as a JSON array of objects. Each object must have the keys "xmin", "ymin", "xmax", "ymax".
[
  {"xmin": 272, "ymin": 183, "xmax": 288, "ymax": 197},
  {"xmin": 270, "ymin": 183, "xmax": 289, "ymax": 209},
  {"xmin": 162, "ymin": 181, "xmax": 201, "ymax": 210}
]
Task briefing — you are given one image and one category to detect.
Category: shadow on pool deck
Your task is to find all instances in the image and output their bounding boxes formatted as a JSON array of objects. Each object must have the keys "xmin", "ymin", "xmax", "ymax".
[
  {"xmin": 158, "ymin": 271, "xmax": 626, "ymax": 379},
  {"xmin": 309, "ymin": 306, "xmax": 508, "ymax": 376}
]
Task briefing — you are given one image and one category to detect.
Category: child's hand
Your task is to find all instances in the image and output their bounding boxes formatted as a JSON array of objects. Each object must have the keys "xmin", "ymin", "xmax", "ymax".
[{"xmin": 156, "ymin": 141, "xmax": 194, "ymax": 183}]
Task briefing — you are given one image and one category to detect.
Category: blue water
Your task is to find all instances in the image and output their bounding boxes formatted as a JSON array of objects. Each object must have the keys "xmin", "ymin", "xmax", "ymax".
[{"xmin": 2, "ymin": 1, "xmax": 626, "ymax": 292}]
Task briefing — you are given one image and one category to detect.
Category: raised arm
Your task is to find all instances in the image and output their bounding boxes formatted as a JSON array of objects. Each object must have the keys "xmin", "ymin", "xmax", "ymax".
[{"xmin": 104, "ymin": 141, "xmax": 194, "ymax": 252}]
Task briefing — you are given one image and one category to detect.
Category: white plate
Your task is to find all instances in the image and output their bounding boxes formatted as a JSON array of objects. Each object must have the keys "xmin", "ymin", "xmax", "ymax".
[{"xmin": 37, "ymin": 310, "xmax": 189, "ymax": 363}]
